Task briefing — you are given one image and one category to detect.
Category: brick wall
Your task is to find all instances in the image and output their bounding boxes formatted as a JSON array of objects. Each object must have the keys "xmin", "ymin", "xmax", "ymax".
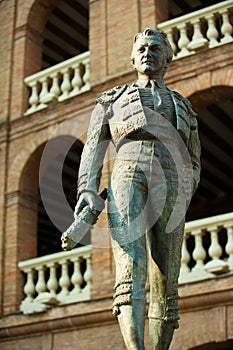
[
  {"xmin": 0, "ymin": 0, "xmax": 16, "ymax": 315},
  {"xmin": 89, "ymin": 0, "xmax": 169, "ymax": 87},
  {"xmin": 0, "ymin": 0, "xmax": 233, "ymax": 348}
]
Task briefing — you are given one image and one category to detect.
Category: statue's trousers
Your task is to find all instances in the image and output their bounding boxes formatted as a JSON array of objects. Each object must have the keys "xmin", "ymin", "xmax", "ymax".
[{"xmin": 108, "ymin": 137, "xmax": 185, "ymax": 327}]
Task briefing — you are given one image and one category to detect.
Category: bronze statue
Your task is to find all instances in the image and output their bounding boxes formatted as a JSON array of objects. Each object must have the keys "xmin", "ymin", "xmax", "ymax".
[{"xmin": 62, "ymin": 28, "xmax": 201, "ymax": 350}]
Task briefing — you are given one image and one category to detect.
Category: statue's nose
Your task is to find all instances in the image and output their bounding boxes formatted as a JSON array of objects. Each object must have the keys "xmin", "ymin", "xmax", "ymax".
[{"xmin": 144, "ymin": 47, "xmax": 151, "ymax": 57}]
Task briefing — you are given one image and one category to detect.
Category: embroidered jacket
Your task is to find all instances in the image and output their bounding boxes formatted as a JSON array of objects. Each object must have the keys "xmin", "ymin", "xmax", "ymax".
[{"xmin": 77, "ymin": 85, "xmax": 201, "ymax": 198}]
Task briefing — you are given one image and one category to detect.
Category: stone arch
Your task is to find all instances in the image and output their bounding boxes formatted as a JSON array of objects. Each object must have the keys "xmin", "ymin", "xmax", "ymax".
[
  {"xmin": 9, "ymin": 108, "xmax": 89, "ymax": 195},
  {"xmin": 188, "ymin": 339, "xmax": 233, "ymax": 350},
  {"xmin": 18, "ymin": 143, "xmax": 45, "ymax": 260},
  {"xmin": 38, "ymin": 135, "xmax": 84, "ymax": 256},
  {"xmin": 169, "ymin": 68, "xmax": 233, "ymax": 101},
  {"xmin": 8, "ymin": 126, "xmax": 59, "ymax": 194},
  {"xmin": 15, "ymin": 130, "xmax": 84, "ymax": 260},
  {"xmin": 15, "ymin": 0, "xmax": 58, "ymax": 32},
  {"xmin": 11, "ymin": 0, "xmax": 59, "ymax": 119},
  {"xmin": 27, "ymin": 0, "xmax": 59, "ymax": 36},
  {"xmin": 189, "ymin": 85, "xmax": 233, "ymax": 112},
  {"xmin": 25, "ymin": 0, "xmax": 59, "ymax": 73},
  {"xmin": 185, "ymin": 84, "xmax": 233, "ymax": 221},
  {"xmin": 16, "ymin": 0, "xmax": 59, "ymax": 74}
]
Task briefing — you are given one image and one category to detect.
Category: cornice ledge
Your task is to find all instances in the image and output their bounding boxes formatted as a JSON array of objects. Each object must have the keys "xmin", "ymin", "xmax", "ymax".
[{"xmin": 179, "ymin": 288, "xmax": 233, "ymax": 312}]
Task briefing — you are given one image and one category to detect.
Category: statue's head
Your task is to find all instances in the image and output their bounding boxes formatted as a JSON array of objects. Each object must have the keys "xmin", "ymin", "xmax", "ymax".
[{"xmin": 131, "ymin": 28, "xmax": 173, "ymax": 79}]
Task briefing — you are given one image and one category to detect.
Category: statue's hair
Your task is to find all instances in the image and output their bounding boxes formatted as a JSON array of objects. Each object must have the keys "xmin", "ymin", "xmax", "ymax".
[{"xmin": 131, "ymin": 28, "xmax": 173, "ymax": 66}]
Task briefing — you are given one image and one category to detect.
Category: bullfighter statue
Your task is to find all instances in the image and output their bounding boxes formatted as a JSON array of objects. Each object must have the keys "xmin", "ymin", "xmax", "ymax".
[{"xmin": 62, "ymin": 28, "xmax": 201, "ymax": 350}]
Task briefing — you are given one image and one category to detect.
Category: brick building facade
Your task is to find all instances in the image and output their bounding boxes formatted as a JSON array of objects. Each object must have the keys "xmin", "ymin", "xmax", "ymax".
[{"xmin": 0, "ymin": 0, "xmax": 233, "ymax": 349}]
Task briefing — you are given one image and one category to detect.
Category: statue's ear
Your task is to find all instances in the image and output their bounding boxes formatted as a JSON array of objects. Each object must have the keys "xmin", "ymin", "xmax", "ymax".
[
  {"xmin": 164, "ymin": 58, "xmax": 171, "ymax": 70},
  {"xmin": 133, "ymin": 33, "xmax": 140, "ymax": 43}
]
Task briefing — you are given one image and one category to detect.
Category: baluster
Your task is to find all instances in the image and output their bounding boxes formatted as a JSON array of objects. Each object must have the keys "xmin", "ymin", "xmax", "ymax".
[
  {"xmin": 49, "ymin": 72, "xmax": 60, "ymax": 100},
  {"xmin": 206, "ymin": 14, "xmax": 219, "ymax": 48},
  {"xmin": 59, "ymin": 68, "xmax": 72, "ymax": 101},
  {"xmin": 70, "ymin": 64, "xmax": 83, "ymax": 96},
  {"xmin": 180, "ymin": 232, "xmax": 191, "ymax": 275},
  {"xmin": 59, "ymin": 260, "xmax": 71, "ymax": 297},
  {"xmin": 35, "ymin": 265, "xmax": 46, "ymax": 297},
  {"xmin": 70, "ymin": 257, "xmax": 83, "ymax": 294},
  {"xmin": 27, "ymin": 81, "xmax": 39, "ymax": 114},
  {"xmin": 83, "ymin": 255, "xmax": 92, "ymax": 288},
  {"xmin": 208, "ymin": 227, "xmax": 222, "ymax": 260},
  {"xmin": 23, "ymin": 268, "xmax": 35, "ymax": 301},
  {"xmin": 39, "ymin": 77, "xmax": 50, "ymax": 106},
  {"xmin": 177, "ymin": 23, "xmax": 191, "ymax": 58},
  {"xmin": 220, "ymin": 9, "xmax": 233, "ymax": 44},
  {"xmin": 192, "ymin": 229, "xmax": 206, "ymax": 272},
  {"xmin": 204, "ymin": 226, "xmax": 228, "ymax": 274},
  {"xmin": 165, "ymin": 28, "xmax": 177, "ymax": 57},
  {"xmin": 225, "ymin": 225, "xmax": 233, "ymax": 270},
  {"xmin": 82, "ymin": 61, "xmax": 90, "ymax": 91},
  {"xmin": 47, "ymin": 263, "xmax": 58, "ymax": 298},
  {"xmin": 188, "ymin": 18, "xmax": 208, "ymax": 51}
]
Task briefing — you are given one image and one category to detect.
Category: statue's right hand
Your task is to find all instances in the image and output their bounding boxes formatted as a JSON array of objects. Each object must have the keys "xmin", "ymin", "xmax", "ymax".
[{"xmin": 74, "ymin": 191, "xmax": 105, "ymax": 217}]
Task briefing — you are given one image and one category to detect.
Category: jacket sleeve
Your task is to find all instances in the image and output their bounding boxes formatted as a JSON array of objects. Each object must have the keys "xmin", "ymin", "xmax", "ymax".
[
  {"xmin": 187, "ymin": 107, "xmax": 201, "ymax": 195},
  {"xmin": 77, "ymin": 103, "xmax": 111, "ymax": 198}
]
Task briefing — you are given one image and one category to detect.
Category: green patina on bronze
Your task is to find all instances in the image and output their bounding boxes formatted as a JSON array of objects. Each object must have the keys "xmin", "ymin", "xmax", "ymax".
[{"xmin": 62, "ymin": 28, "xmax": 201, "ymax": 350}]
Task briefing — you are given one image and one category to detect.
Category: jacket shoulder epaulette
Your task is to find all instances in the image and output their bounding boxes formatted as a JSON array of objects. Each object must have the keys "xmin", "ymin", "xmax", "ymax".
[{"xmin": 96, "ymin": 85, "xmax": 127, "ymax": 104}]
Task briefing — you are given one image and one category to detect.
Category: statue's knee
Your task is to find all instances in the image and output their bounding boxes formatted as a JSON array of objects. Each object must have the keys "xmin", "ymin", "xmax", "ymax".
[
  {"xmin": 112, "ymin": 279, "xmax": 132, "ymax": 316},
  {"xmin": 112, "ymin": 279, "xmax": 146, "ymax": 317},
  {"xmin": 148, "ymin": 293, "xmax": 180, "ymax": 329},
  {"xmin": 165, "ymin": 294, "xmax": 180, "ymax": 329}
]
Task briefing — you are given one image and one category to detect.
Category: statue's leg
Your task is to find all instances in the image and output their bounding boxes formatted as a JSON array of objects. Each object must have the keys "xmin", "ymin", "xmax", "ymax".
[
  {"xmin": 110, "ymin": 224, "xmax": 147, "ymax": 350},
  {"xmin": 146, "ymin": 136, "xmax": 187, "ymax": 350},
  {"xmin": 117, "ymin": 302, "xmax": 146, "ymax": 350},
  {"xmin": 148, "ymin": 215, "xmax": 185, "ymax": 350},
  {"xmin": 108, "ymin": 149, "xmax": 149, "ymax": 350}
]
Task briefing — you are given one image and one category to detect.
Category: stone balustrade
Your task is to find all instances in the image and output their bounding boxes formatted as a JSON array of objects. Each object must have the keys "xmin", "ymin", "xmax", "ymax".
[
  {"xmin": 24, "ymin": 51, "xmax": 90, "ymax": 115},
  {"xmin": 18, "ymin": 245, "xmax": 92, "ymax": 314},
  {"xmin": 23, "ymin": 3, "xmax": 233, "ymax": 115},
  {"xmin": 179, "ymin": 212, "xmax": 233, "ymax": 284},
  {"xmin": 18, "ymin": 212, "xmax": 233, "ymax": 314},
  {"xmin": 158, "ymin": 0, "xmax": 233, "ymax": 59}
]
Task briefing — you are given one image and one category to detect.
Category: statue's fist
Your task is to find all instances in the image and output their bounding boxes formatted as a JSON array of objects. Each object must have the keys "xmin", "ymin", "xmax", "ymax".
[{"xmin": 74, "ymin": 191, "xmax": 105, "ymax": 217}]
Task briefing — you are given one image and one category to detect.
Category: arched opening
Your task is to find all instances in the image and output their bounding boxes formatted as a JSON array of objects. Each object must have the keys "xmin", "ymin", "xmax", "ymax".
[
  {"xmin": 38, "ymin": 136, "xmax": 88, "ymax": 256},
  {"xmin": 183, "ymin": 86, "xmax": 233, "ymax": 270},
  {"xmin": 187, "ymin": 86, "xmax": 233, "ymax": 221},
  {"xmin": 169, "ymin": 0, "xmax": 223, "ymax": 19},
  {"xmin": 189, "ymin": 339, "xmax": 233, "ymax": 350},
  {"xmin": 19, "ymin": 144, "xmax": 44, "ymax": 261},
  {"xmin": 19, "ymin": 136, "xmax": 86, "ymax": 259},
  {"xmin": 41, "ymin": 0, "xmax": 89, "ymax": 69}
]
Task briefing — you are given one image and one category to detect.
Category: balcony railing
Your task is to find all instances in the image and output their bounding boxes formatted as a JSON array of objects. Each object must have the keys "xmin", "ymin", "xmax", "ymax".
[
  {"xmin": 24, "ymin": 51, "xmax": 90, "ymax": 115},
  {"xmin": 18, "ymin": 213, "xmax": 233, "ymax": 314},
  {"xmin": 18, "ymin": 245, "xmax": 92, "ymax": 314},
  {"xmin": 23, "ymin": 3, "xmax": 233, "ymax": 116},
  {"xmin": 179, "ymin": 212, "xmax": 233, "ymax": 284},
  {"xmin": 158, "ymin": 0, "xmax": 233, "ymax": 59}
]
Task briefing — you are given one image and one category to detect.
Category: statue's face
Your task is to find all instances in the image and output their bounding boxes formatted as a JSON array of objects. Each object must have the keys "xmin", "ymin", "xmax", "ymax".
[{"xmin": 133, "ymin": 35, "xmax": 167, "ymax": 78}]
